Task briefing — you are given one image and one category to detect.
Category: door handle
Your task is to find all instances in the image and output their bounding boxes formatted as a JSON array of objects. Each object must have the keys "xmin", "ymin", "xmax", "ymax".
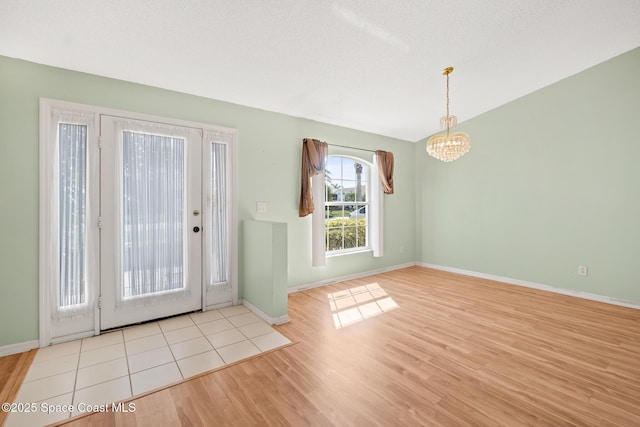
[{"xmin": 193, "ymin": 226, "xmax": 200, "ymax": 233}]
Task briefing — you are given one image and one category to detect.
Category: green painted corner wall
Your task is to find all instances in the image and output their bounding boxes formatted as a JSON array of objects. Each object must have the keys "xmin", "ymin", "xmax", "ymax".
[
  {"xmin": 242, "ymin": 220, "xmax": 288, "ymax": 319},
  {"xmin": 0, "ymin": 56, "xmax": 417, "ymax": 347},
  {"xmin": 416, "ymin": 47, "xmax": 640, "ymax": 304}
]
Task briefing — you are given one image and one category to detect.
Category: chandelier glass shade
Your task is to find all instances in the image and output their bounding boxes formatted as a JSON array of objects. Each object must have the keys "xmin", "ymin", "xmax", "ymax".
[{"xmin": 426, "ymin": 67, "xmax": 470, "ymax": 162}]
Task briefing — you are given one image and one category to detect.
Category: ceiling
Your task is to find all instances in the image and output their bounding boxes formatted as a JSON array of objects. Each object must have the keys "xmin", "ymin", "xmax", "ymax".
[{"xmin": 1, "ymin": 1, "xmax": 639, "ymax": 142}]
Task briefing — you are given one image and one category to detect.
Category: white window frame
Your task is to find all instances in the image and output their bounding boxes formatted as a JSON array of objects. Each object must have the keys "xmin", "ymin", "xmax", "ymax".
[{"xmin": 310, "ymin": 152, "xmax": 384, "ymax": 267}]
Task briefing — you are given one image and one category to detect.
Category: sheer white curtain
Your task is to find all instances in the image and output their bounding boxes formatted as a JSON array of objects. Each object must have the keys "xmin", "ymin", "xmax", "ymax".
[
  {"xmin": 203, "ymin": 129, "xmax": 236, "ymax": 308},
  {"xmin": 371, "ymin": 152, "xmax": 384, "ymax": 257},
  {"xmin": 121, "ymin": 130, "xmax": 186, "ymax": 299},
  {"xmin": 311, "ymin": 173, "xmax": 326, "ymax": 266},
  {"xmin": 48, "ymin": 108, "xmax": 97, "ymax": 321},
  {"xmin": 58, "ymin": 123, "xmax": 87, "ymax": 308},
  {"xmin": 209, "ymin": 142, "xmax": 228, "ymax": 285}
]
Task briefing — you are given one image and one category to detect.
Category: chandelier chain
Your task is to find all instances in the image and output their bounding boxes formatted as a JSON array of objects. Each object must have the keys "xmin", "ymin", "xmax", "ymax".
[{"xmin": 445, "ymin": 72, "xmax": 450, "ymax": 136}]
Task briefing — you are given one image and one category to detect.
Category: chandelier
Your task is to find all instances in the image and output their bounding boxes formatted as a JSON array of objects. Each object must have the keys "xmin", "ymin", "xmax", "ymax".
[{"xmin": 426, "ymin": 67, "xmax": 470, "ymax": 162}]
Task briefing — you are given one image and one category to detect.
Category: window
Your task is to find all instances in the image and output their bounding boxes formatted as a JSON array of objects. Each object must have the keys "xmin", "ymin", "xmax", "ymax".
[
  {"xmin": 308, "ymin": 149, "xmax": 385, "ymax": 266},
  {"xmin": 324, "ymin": 156, "xmax": 370, "ymax": 253}
]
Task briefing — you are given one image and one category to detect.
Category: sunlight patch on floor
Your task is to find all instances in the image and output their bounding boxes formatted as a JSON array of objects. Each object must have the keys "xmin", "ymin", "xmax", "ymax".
[{"xmin": 328, "ymin": 282, "xmax": 398, "ymax": 329}]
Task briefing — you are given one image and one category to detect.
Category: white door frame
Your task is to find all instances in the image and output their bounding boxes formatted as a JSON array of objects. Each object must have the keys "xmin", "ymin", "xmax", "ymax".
[
  {"xmin": 39, "ymin": 100, "xmax": 100, "ymax": 346},
  {"xmin": 39, "ymin": 99, "xmax": 238, "ymax": 346}
]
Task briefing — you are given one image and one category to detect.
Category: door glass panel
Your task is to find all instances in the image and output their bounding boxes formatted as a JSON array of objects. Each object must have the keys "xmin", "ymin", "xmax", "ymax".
[
  {"xmin": 59, "ymin": 123, "xmax": 87, "ymax": 307},
  {"xmin": 210, "ymin": 142, "xmax": 228, "ymax": 285},
  {"xmin": 122, "ymin": 131, "xmax": 185, "ymax": 298}
]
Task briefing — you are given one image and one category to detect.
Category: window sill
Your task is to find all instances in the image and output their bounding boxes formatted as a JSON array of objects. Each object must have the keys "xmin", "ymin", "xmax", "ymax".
[{"xmin": 326, "ymin": 248, "xmax": 372, "ymax": 258}]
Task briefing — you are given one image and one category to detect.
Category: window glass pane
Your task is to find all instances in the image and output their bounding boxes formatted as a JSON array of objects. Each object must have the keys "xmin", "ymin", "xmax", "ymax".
[
  {"xmin": 59, "ymin": 123, "xmax": 87, "ymax": 307},
  {"xmin": 324, "ymin": 155, "xmax": 369, "ymax": 253},
  {"xmin": 326, "ymin": 220, "xmax": 345, "ymax": 251},
  {"xmin": 343, "ymin": 226, "xmax": 358, "ymax": 250},
  {"xmin": 122, "ymin": 131, "xmax": 185, "ymax": 298},
  {"xmin": 356, "ymin": 218, "xmax": 367, "ymax": 247},
  {"xmin": 210, "ymin": 142, "xmax": 228, "ymax": 285}
]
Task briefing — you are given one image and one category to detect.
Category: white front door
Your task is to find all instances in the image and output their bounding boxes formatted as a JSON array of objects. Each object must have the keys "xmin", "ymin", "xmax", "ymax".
[
  {"xmin": 40, "ymin": 99, "xmax": 238, "ymax": 345},
  {"xmin": 99, "ymin": 116, "xmax": 203, "ymax": 330}
]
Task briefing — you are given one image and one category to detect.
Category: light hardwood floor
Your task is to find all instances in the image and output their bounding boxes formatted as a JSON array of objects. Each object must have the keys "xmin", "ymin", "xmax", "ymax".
[{"xmin": 8, "ymin": 266, "xmax": 640, "ymax": 426}]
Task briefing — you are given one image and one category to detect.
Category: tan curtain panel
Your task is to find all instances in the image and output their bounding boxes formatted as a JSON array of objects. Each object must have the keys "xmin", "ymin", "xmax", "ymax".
[
  {"xmin": 299, "ymin": 138, "xmax": 329, "ymax": 217},
  {"xmin": 375, "ymin": 150, "xmax": 394, "ymax": 194}
]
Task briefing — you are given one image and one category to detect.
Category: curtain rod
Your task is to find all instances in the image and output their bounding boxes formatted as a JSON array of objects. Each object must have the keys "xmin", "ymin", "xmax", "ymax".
[{"xmin": 327, "ymin": 143, "xmax": 377, "ymax": 153}]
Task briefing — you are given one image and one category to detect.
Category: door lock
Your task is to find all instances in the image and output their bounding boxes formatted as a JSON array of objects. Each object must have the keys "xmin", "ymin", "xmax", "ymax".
[
  {"xmin": 193, "ymin": 226, "xmax": 200, "ymax": 233},
  {"xmin": 193, "ymin": 210, "xmax": 200, "ymax": 216}
]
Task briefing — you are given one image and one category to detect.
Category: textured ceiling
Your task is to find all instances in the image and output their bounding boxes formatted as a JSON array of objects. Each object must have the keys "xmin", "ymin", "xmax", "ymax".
[{"xmin": 1, "ymin": 0, "xmax": 639, "ymax": 142}]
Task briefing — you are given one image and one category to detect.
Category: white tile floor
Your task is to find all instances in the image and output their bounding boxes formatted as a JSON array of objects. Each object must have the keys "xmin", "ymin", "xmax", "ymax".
[{"xmin": 5, "ymin": 306, "xmax": 291, "ymax": 427}]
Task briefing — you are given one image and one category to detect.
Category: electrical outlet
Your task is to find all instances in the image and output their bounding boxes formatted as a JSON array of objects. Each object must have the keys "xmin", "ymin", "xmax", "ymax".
[
  {"xmin": 256, "ymin": 201, "xmax": 267, "ymax": 213},
  {"xmin": 578, "ymin": 265, "xmax": 588, "ymax": 276}
]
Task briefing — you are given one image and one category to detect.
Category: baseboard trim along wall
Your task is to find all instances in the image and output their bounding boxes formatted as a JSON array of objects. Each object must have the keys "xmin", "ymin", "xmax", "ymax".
[
  {"xmin": 420, "ymin": 263, "xmax": 640, "ymax": 311},
  {"xmin": 0, "ymin": 339, "xmax": 39, "ymax": 357},
  {"xmin": 241, "ymin": 299, "xmax": 290, "ymax": 325},
  {"xmin": 288, "ymin": 262, "xmax": 417, "ymax": 294}
]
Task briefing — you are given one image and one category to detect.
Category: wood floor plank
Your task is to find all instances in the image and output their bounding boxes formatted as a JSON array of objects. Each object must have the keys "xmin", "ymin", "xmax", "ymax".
[
  {"xmin": 0, "ymin": 349, "xmax": 36, "ymax": 426},
  {"xmin": 12, "ymin": 266, "xmax": 639, "ymax": 426}
]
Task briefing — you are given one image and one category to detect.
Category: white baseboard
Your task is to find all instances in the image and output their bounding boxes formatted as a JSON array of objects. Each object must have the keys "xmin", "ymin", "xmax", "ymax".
[
  {"xmin": 288, "ymin": 262, "xmax": 417, "ymax": 294},
  {"xmin": 241, "ymin": 299, "xmax": 290, "ymax": 325},
  {"xmin": 420, "ymin": 263, "xmax": 640, "ymax": 310},
  {"xmin": 0, "ymin": 340, "xmax": 39, "ymax": 357}
]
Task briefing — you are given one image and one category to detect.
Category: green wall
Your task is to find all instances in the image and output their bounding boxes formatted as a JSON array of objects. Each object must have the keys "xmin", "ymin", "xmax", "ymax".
[
  {"xmin": 0, "ymin": 56, "xmax": 417, "ymax": 347},
  {"xmin": 2, "ymin": 47, "xmax": 638, "ymax": 348},
  {"xmin": 243, "ymin": 220, "xmax": 288, "ymax": 321},
  {"xmin": 417, "ymin": 47, "xmax": 640, "ymax": 304}
]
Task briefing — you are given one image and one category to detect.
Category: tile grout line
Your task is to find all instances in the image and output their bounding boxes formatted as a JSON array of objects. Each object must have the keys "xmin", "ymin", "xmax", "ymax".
[
  {"xmin": 64, "ymin": 338, "xmax": 82, "ymax": 420},
  {"xmin": 122, "ymin": 329, "xmax": 134, "ymax": 402},
  {"xmin": 198, "ymin": 322, "xmax": 226, "ymax": 371},
  {"xmin": 192, "ymin": 313, "xmax": 229, "ymax": 373},
  {"xmin": 164, "ymin": 319, "xmax": 187, "ymax": 380}
]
